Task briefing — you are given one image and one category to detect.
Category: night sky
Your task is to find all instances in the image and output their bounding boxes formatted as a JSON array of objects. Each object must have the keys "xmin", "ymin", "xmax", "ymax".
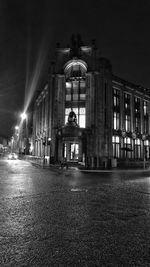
[{"xmin": 0, "ymin": 0, "xmax": 150, "ymax": 138}]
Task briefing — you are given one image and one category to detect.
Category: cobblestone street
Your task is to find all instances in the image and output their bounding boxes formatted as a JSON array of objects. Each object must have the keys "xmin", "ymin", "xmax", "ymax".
[{"xmin": 0, "ymin": 159, "xmax": 150, "ymax": 266}]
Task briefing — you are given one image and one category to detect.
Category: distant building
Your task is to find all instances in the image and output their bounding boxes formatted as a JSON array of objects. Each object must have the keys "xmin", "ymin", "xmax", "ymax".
[
  {"xmin": 30, "ymin": 35, "xmax": 150, "ymax": 168},
  {"xmin": 0, "ymin": 136, "xmax": 9, "ymax": 154}
]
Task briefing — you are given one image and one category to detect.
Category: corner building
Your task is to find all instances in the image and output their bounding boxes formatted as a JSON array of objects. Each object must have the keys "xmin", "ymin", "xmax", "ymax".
[{"xmin": 32, "ymin": 35, "xmax": 150, "ymax": 168}]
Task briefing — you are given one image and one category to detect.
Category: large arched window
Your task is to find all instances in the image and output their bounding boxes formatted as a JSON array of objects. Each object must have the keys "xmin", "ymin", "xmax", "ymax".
[
  {"xmin": 64, "ymin": 59, "xmax": 87, "ymax": 128},
  {"xmin": 64, "ymin": 59, "xmax": 87, "ymax": 78}
]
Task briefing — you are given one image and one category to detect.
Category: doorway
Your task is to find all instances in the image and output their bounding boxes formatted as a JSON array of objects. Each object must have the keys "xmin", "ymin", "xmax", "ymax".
[{"xmin": 63, "ymin": 142, "xmax": 79, "ymax": 161}]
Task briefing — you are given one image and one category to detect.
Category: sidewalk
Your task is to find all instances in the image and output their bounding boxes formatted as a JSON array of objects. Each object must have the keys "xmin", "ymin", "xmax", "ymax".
[
  {"xmin": 80, "ymin": 167, "xmax": 150, "ymax": 173},
  {"xmin": 29, "ymin": 160, "xmax": 150, "ymax": 173},
  {"xmin": 22, "ymin": 155, "xmax": 150, "ymax": 173}
]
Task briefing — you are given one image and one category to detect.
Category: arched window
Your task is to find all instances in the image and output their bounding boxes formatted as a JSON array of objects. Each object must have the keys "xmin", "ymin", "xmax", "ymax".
[{"xmin": 64, "ymin": 59, "xmax": 87, "ymax": 128}]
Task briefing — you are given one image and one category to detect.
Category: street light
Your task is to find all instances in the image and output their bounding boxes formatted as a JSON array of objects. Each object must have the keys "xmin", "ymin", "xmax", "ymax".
[
  {"xmin": 15, "ymin": 125, "xmax": 19, "ymax": 131},
  {"xmin": 20, "ymin": 112, "xmax": 27, "ymax": 120},
  {"xmin": 11, "ymin": 136, "xmax": 14, "ymax": 152},
  {"xmin": 20, "ymin": 112, "xmax": 28, "ymax": 155}
]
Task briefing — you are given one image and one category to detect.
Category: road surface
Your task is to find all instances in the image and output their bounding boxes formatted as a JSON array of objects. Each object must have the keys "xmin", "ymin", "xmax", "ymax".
[{"xmin": 0, "ymin": 159, "xmax": 150, "ymax": 266}]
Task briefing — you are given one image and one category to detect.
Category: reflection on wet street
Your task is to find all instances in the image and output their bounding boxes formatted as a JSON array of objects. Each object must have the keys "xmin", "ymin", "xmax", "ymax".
[{"xmin": 0, "ymin": 159, "xmax": 150, "ymax": 266}]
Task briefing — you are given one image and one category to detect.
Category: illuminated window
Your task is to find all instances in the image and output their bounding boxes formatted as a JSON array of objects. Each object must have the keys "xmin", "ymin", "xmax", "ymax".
[
  {"xmin": 113, "ymin": 88, "xmax": 120, "ymax": 107},
  {"xmin": 135, "ymin": 138, "xmax": 141, "ymax": 159},
  {"xmin": 113, "ymin": 112, "xmax": 119, "ymax": 130},
  {"xmin": 65, "ymin": 80, "xmax": 86, "ymax": 102},
  {"xmin": 71, "ymin": 143, "xmax": 79, "ymax": 160},
  {"xmin": 79, "ymin": 108, "xmax": 85, "ymax": 128},
  {"xmin": 65, "ymin": 108, "xmax": 71, "ymax": 123},
  {"xmin": 124, "ymin": 93, "xmax": 131, "ymax": 131},
  {"xmin": 123, "ymin": 137, "xmax": 132, "ymax": 159},
  {"xmin": 112, "ymin": 136, "xmax": 120, "ymax": 158},
  {"xmin": 65, "ymin": 82, "xmax": 71, "ymax": 101},
  {"xmin": 125, "ymin": 115, "xmax": 131, "ymax": 132},
  {"xmin": 143, "ymin": 101, "xmax": 148, "ymax": 134},
  {"xmin": 64, "ymin": 60, "xmax": 87, "ymax": 129},
  {"xmin": 144, "ymin": 140, "xmax": 150, "ymax": 159},
  {"xmin": 113, "ymin": 88, "xmax": 120, "ymax": 130},
  {"xmin": 134, "ymin": 97, "xmax": 141, "ymax": 132},
  {"xmin": 143, "ymin": 101, "xmax": 148, "ymax": 115},
  {"xmin": 64, "ymin": 59, "xmax": 87, "ymax": 79},
  {"xmin": 65, "ymin": 107, "xmax": 86, "ymax": 128}
]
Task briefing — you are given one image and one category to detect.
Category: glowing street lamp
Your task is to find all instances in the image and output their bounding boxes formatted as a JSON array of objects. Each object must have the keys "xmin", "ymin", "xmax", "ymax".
[
  {"xmin": 20, "ymin": 112, "xmax": 27, "ymax": 120},
  {"xmin": 15, "ymin": 125, "xmax": 19, "ymax": 131},
  {"xmin": 20, "ymin": 112, "xmax": 28, "ymax": 155}
]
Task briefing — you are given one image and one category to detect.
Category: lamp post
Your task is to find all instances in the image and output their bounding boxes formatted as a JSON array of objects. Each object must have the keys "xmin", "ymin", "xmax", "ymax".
[
  {"xmin": 48, "ymin": 137, "xmax": 51, "ymax": 164},
  {"xmin": 20, "ymin": 112, "xmax": 28, "ymax": 155},
  {"xmin": 142, "ymin": 134, "xmax": 146, "ymax": 169},
  {"xmin": 11, "ymin": 136, "xmax": 14, "ymax": 152},
  {"xmin": 14, "ymin": 125, "xmax": 19, "ymax": 153},
  {"xmin": 15, "ymin": 125, "xmax": 19, "ymax": 131}
]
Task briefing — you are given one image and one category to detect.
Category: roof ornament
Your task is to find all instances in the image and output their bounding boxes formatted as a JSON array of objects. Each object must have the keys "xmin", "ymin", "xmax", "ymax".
[{"xmin": 70, "ymin": 34, "xmax": 83, "ymax": 57}]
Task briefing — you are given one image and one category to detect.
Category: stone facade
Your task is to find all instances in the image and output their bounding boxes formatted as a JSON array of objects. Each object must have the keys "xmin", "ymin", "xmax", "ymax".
[{"xmin": 30, "ymin": 35, "xmax": 150, "ymax": 169}]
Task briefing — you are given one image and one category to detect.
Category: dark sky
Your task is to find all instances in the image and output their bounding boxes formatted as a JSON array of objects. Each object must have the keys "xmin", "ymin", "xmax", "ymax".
[{"xmin": 0, "ymin": 0, "xmax": 150, "ymax": 138}]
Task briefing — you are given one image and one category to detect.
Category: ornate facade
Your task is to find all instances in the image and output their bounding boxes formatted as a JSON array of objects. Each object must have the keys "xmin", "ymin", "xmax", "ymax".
[{"xmin": 31, "ymin": 35, "xmax": 150, "ymax": 168}]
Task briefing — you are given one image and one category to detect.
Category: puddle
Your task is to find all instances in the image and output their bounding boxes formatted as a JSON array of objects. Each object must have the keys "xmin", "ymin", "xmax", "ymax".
[{"xmin": 71, "ymin": 188, "xmax": 88, "ymax": 192}]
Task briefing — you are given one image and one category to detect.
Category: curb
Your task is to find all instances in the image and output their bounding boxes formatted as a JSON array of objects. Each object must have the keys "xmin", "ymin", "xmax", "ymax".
[{"xmin": 29, "ymin": 161, "xmax": 150, "ymax": 173}]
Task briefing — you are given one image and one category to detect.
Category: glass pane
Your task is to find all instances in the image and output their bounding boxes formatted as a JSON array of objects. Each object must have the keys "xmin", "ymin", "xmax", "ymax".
[
  {"xmin": 116, "ymin": 136, "xmax": 119, "ymax": 143},
  {"xmin": 114, "ymin": 97, "xmax": 116, "ymax": 106},
  {"xmin": 73, "ymin": 94, "xmax": 78, "ymax": 101},
  {"xmin": 114, "ymin": 112, "xmax": 116, "ymax": 129},
  {"xmin": 66, "ymin": 95, "xmax": 71, "ymax": 101},
  {"xmin": 71, "ymin": 143, "xmax": 79, "ymax": 160},
  {"xmin": 80, "ymin": 87, "xmax": 86, "ymax": 93},
  {"xmin": 80, "ymin": 94, "xmax": 85, "ymax": 100},
  {"xmin": 79, "ymin": 107, "xmax": 85, "ymax": 114},
  {"xmin": 72, "ymin": 108, "xmax": 78, "ymax": 115},
  {"xmin": 80, "ymin": 80, "xmax": 85, "ymax": 88},
  {"xmin": 127, "ymin": 138, "xmax": 131, "ymax": 144},
  {"xmin": 145, "ymin": 140, "xmax": 149, "ymax": 146},
  {"xmin": 66, "ymin": 87, "xmax": 71, "ymax": 93},
  {"xmin": 66, "ymin": 82, "xmax": 71, "ymax": 88},
  {"xmin": 79, "ymin": 115, "xmax": 85, "ymax": 128},
  {"xmin": 65, "ymin": 108, "xmax": 71, "ymax": 115},
  {"xmin": 64, "ymin": 143, "xmax": 67, "ymax": 158},
  {"xmin": 72, "ymin": 81, "xmax": 79, "ymax": 89},
  {"xmin": 65, "ymin": 115, "xmax": 68, "ymax": 124}
]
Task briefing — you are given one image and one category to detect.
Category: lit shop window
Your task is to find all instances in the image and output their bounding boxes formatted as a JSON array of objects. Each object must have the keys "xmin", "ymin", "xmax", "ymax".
[
  {"xmin": 134, "ymin": 138, "xmax": 141, "ymax": 159},
  {"xmin": 124, "ymin": 137, "xmax": 131, "ymax": 144},
  {"xmin": 135, "ymin": 138, "xmax": 140, "ymax": 145},
  {"xmin": 70, "ymin": 143, "xmax": 79, "ymax": 160},
  {"xmin": 123, "ymin": 137, "xmax": 132, "ymax": 159},
  {"xmin": 144, "ymin": 140, "xmax": 149, "ymax": 146},
  {"xmin": 65, "ymin": 107, "xmax": 86, "ymax": 128},
  {"xmin": 144, "ymin": 140, "xmax": 150, "ymax": 159},
  {"xmin": 112, "ymin": 136, "xmax": 120, "ymax": 158}
]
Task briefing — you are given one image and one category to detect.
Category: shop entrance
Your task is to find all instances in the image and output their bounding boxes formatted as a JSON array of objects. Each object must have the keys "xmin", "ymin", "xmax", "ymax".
[{"xmin": 63, "ymin": 142, "xmax": 79, "ymax": 161}]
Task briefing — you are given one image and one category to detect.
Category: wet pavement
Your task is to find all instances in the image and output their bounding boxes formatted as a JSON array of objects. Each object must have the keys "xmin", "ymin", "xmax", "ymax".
[{"xmin": 0, "ymin": 159, "xmax": 150, "ymax": 266}]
